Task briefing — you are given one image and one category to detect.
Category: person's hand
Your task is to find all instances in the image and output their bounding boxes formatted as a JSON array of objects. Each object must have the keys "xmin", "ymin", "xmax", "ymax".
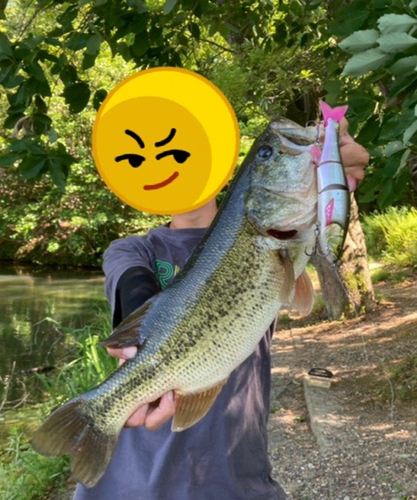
[
  {"xmin": 339, "ymin": 117, "xmax": 370, "ymax": 191},
  {"xmin": 318, "ymin": 117, "xmax": 370, "ymax": 191},
  {"xmin": 106, "ymin": 346, "xmax": 176, "ymax": 430}
]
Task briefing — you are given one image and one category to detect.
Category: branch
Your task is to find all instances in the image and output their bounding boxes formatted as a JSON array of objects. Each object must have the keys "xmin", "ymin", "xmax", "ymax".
[
  {"xmin": 200, "ymin": 37, "xmax": 237, "ymax": 54},
  {"xmin": 0, "ymin": 361, "xmax": 16, "ymax": 412},
  {"xmin": 17, "ymin": 1, "xmax": 43, "ymax": 41}
]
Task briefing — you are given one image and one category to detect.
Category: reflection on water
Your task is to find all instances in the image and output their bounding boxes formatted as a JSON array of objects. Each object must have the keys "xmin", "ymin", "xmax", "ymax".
[{"xmin": 0, "ymin": 264, "xmax": 107, "ymax": 406}]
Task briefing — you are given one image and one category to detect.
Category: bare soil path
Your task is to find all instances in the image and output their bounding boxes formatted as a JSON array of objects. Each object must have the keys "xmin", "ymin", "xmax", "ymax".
[{"xmin": 269, "ymin": 273, "xmax": 417, "ymax": 500}]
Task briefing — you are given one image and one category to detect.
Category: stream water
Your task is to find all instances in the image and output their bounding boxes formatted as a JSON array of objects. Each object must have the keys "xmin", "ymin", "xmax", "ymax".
[{"xmin": 0, "ymin": 264, "xmax": 107, "ymax": 409}]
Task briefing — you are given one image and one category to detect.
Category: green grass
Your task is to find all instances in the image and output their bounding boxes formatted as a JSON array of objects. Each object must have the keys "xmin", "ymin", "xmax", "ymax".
[
  {"xmin": 0, "ymin": 429, "xmax": 70, "ymax": 500},
  {"xmin": 370, "ymin": 267, "xmax": 410, "ymax": 285},
  {"xmin": 363, "ymin": 207, "xmax": 417, "ymax": 268},
  {"xmin": 391, "ymin": 356, "xmax": 417, "ymax": 402},
  {"xmin": 0, "ymin": 308, "xmax": 117, "ymax": 500}
]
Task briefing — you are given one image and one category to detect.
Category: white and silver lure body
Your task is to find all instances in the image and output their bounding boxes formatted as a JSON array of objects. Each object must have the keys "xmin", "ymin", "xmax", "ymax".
[{"xmin": 316, "ymin": 102, "xmax": 350, "ymax": 263}]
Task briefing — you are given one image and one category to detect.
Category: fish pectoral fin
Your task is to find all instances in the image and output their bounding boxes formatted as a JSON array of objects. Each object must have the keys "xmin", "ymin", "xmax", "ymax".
[
  {"xmin": 101, "ymin": 295, "xmax": 158, "ymax": 349},
  {"xmin": 291, "ymin": 270, "xmax": 315, "ymax": 315},
  {"xmin": 171, "ymin": 380, "xmax": 227, "ymax": 432},
  {"xmin": 278, "ymin": 250, "xmax": 295, "ymax": 305}
]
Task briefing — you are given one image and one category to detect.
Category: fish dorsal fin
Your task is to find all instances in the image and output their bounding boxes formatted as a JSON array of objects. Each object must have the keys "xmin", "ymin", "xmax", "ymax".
[
  {"xmin": 101, "ymin": 295, "xmax": 158, "ymax": 349},
  {"xmin": 291, "ymin": 270, "xmax": 315, "ymax": 315},
  {"xmin": 172, "ymin": 380, "xmax": 227, "ymax": 432},
  {"xmin": 278, "ymin": 250, "xmax": 295, "ymax": 305}
]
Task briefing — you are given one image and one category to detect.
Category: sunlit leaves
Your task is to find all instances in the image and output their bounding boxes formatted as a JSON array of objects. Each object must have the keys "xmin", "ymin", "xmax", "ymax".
[
  {"xmin": 377, "ymin": 14, "xmax": 417, "ymax": 34},
  {"xmin": 342, "ymin": 48, "xmax": 391, "ymax": 76},
  {"xmin": 378, "ymin": 33, "xmax": 417, "ymax": 53},
  {"xmin": 338, "ymin": 29, "xmax": 379, "ymax": 54}
]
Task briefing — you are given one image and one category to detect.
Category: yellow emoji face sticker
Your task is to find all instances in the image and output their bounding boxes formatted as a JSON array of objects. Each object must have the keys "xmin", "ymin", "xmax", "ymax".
[{"xmin": 92, "ymin": 68, "xmax": 240, "ymax": 215}]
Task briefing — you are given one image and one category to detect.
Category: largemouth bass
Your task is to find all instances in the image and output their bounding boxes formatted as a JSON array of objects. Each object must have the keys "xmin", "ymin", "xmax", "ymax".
[{"xmin": 33, "ymin": 116, "xmax": 325, "ymax": 487}]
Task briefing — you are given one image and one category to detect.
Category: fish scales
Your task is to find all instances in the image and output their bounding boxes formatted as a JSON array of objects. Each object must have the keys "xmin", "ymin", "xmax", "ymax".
[
  {"xmin": 32, "ymin": 116, "xmax": 325, "ymax": 487},
  {"xmin": 90, "ymin": 214, "xmax": 284, "ymax": 423}
]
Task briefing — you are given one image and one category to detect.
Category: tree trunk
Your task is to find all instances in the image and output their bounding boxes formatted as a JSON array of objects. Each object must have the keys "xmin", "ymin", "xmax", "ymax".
[{"xmin": 311, "ymin": 196, "xmax": 376, "ymax": 320}]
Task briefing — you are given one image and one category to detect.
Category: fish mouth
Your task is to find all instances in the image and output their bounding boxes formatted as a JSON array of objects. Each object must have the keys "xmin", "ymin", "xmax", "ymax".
[
  {"xmin": 267, "ymin": 229, "xmax": 298, "ymax": 240},
  {"xmin": 143, "ymin": 171, "xmax": 179, "ymax": 191}
]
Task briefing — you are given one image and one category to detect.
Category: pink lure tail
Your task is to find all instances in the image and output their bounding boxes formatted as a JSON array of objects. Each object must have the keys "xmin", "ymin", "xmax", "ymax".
[{"xmin": 319, "ymin": 100, "xmax": 348, "ymax": 127}]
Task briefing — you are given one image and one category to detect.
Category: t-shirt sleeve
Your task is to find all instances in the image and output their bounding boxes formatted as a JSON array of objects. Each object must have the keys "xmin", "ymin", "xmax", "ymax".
[{"xmin": 102, "ymin": 236, "xmax": 156, "ymax": 316}]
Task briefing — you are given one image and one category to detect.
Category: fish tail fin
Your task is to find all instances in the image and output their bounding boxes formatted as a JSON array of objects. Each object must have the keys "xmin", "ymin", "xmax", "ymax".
[{"xmin": 32, "ymin": 398, "xmax": 118, "ymax": 488}]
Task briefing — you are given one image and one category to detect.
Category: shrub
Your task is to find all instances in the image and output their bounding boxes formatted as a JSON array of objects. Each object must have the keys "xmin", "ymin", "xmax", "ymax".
[{"xmin": 362, "ymin": 207, "xmax": 417, "ymax": 268}]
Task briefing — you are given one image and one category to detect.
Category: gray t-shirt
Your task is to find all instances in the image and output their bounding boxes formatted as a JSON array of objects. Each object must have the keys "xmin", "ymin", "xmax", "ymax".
[{"xmin": 73, "ymin": 226, "xmax": 286, "ymax": 500}]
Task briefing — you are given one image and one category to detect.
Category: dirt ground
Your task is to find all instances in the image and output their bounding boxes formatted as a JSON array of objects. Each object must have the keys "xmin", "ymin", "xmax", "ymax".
[{"xmin": 269, "ymin": 273, "xmax": 417, "ymax": 500}]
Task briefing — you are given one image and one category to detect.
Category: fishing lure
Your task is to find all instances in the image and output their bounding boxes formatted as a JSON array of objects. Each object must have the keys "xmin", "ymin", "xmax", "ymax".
[{"xmin": 315, "ymin": 101, "xmax": 350, "ymax": 263}]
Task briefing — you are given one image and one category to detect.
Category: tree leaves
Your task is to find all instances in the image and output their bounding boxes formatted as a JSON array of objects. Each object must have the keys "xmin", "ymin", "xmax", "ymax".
[
  {"xmin": 86, "ymin": 33, "xmax": 102, "ymax": 55},
  {"xmin": 66, "ymin": 33, "xmax": 90, "ymax": 51},
  {"xmin": 403, "ymin": 120, "xmax": 417, "ymax": 145},
  {"xmin": 378, "ymin": 14, "xmax": 417, "ymax": 34},
  {"xmin": 128, "ymin": 0, "xmax": 148, "ymax": 12},
  {"xmin": 390, "ymin": 56, "xmax": 417, "ymax": 75},
  {"xmin": 48, "ymin": 157, "xmax": 66, "ymax": 188},
  {"xmin": 378, "ymin": 33, "xmax": 417, "ymax": 53},
  {"xmin": 163, "ymin": 0, "xmax": 178, "ymax": 15},
  {"xmin": 0, "ymin": 31, "xmax": 13, "ymax": 60},
  {"xmin": 329, "ymin": 1, "xmax": 369, "ymax": 36},
  {"xmin": 6, "ymin": 140, "xmax": 75, "ymax": 187},
  {"xmin": 0, "ymin": 152, "xmax": 18, "ymax": 167},
  {"xmin": 132, "ymin": 31, "xmax": 149, "ymax": 57},
  {"xmin": 339, "ymin": 29, "xmax": 379, "ymax": 54},
  {"xmin": 63, "ymin": 82, "xmax": 90, "ymax": 113},
  {"xmin": 19, "ymin": 157, "xmax": 48, "ymax": 180},
  {"xmin": 93, "ymin": 88, "xmax": 107, "ymax": 110},
  {"xmin": 342, "ymin": 48, "xmax": 391, "ymax": 76}
]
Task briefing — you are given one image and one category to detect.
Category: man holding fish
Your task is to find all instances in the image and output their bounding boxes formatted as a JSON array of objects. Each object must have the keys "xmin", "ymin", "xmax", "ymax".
[
  {"xmin": 32, "ymin": 67, "xmax": 368, "ymax": 498},
  {"xmin": 68, "ymin": 114, "xmax": 369, "ymax": 499}
]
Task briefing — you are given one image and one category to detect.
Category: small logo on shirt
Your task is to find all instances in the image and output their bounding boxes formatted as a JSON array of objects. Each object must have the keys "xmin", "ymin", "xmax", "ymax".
[{"xmin": 155, "ymin": 260, "xmax": 180, "ymax": 289}]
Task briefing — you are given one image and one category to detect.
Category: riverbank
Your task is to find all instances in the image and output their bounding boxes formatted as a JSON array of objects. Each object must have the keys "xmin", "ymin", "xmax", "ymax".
[{"xmin": 0, "ymin": 309, "xmax": 116, "ymax": 499}]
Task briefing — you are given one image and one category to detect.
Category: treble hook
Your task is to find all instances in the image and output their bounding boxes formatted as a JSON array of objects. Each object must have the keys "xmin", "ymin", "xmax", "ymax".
[{"xmin": 305, "ymin": 224, "xmax": 320, "ymax": 257}]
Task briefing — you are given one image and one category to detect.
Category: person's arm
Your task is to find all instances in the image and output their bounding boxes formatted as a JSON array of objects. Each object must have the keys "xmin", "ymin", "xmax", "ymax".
[
  {"xmin": 112, "ymin": 266, "xmax": 160, "ymax": 328},
  {"xmin": 105, "ymin": 264, "xmax": 176, "ymax": 430}
]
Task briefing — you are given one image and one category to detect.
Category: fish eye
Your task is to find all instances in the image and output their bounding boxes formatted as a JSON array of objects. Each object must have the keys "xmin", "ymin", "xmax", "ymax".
[
  {"xmin": 257, "ymin": 145, "xmax": 273, "ymax": 160},
  {"xmin": 115, "ymin": 154, "xmax": 146, "ymax": 168}
]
